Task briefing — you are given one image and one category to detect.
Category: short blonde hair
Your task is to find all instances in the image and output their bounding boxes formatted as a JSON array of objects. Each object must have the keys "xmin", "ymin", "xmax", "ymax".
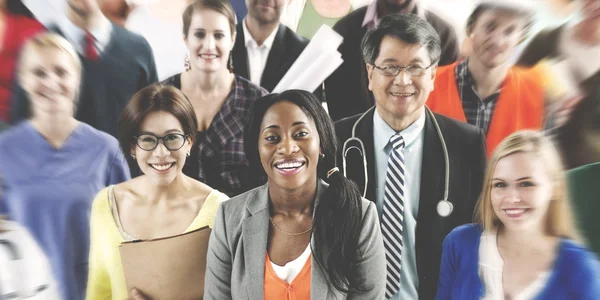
[
  {"xmin": 475, "ymin": 130, "xmax": 577, "ymax": 239},
  {"xmin": 18, "ymin": 32, "xmax": 82, "ymax": 79}
]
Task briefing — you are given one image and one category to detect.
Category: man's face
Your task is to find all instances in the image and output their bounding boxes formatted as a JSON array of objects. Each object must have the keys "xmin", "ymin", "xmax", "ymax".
[
  {"xmin": 67, "ymin": 0, "xmax": 100, "ymax": 27},
  {"xmin": 367, "ymin": 36, "xmax": 436, "ymax": 126},
  {"xmin": 99, "ymin": 0, "xmax": 129, "ymax": 26},
  {"xmin": 246, "ymin": 0, "xmax": 286, "ymax": 25},
  {"xmin": 469, "ymin": 9, "xmax": 528, "ymax": 68}
]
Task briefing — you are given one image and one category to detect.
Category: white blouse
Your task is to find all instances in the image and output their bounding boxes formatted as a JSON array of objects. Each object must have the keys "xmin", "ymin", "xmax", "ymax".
[
  {"xmin": 479, "ymin": 231, "xmax": 551, "ymax": 300},
  {"xmin": 270, "ymin": 243, "xmax": 312, "ymax": 284}
]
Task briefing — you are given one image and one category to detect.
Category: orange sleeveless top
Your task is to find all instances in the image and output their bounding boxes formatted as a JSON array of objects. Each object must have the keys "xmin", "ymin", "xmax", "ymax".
[
  {"xmin": 264, "ymin": 252, "xmax": 312, "ymax": 300},
  {"xmin": 427, "ymin": 62, "xmax": 545, "ymax": 156}
]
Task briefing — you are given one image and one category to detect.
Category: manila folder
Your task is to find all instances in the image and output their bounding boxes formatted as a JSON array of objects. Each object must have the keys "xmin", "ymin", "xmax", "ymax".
[{"xmin": 119, "ymin": 226, "xmax": 211, "ymax": 300}]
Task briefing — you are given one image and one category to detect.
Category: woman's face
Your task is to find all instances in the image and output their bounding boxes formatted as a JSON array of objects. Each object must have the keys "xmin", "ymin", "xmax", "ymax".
[
  {"xmin": 490, "ymin": 152, "xmax": 554, "ymax": 234},
  {"xmin": 258, "ymin": 101, "xmax": 321, "ymax": 192},
  {"xmin": 183, "ymin": 8, "xmax": 234, "ymax": 73},
  {"xmin": 20, "ymin": 47, "xmax": 80, "ymax": 118},
  {"xmin": 132, "ymin": 111, "xmax": 192, "ymax": 186}
]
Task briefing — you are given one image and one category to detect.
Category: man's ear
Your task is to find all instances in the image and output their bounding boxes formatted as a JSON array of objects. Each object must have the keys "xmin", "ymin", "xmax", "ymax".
[{"xmin": 366, "ymin": 63, "xmax": 374, "ymax": 91}]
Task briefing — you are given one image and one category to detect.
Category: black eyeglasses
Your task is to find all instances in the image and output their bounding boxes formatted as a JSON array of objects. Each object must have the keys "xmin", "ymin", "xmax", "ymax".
[
  {"xmin": 133, "ymin": 133, "xmax": 189, "ymax": 151},
  {"xmin": 371, "ymin": 62, "xmax": 437, "ymax": 77}
]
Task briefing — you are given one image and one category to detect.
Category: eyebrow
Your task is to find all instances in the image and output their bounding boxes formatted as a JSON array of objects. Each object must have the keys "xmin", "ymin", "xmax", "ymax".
[
  {"xmin": 491, "ymin": 177, "xmax": 532, "ymax": 181},
  {"xmin": 262, "ymin": 121, "xmax": 308, "ymax": 132},
  {"xmin": 379, "ymin": 58, "xmax": 427, "ymax": 65},
  {"xmin": 139, "ymin": 129, "xmax": 184, "ymax": 135}
]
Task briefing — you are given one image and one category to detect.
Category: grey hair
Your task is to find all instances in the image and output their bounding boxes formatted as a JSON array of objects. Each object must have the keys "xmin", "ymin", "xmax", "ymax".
[{"xmin": 361, "ymin": 14, "xmax": 441, "ymax": 66}]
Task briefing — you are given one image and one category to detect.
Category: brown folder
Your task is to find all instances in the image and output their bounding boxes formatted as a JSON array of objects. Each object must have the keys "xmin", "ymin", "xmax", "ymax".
[{"xmin": 119, "ymin": 226, "xmax": 211, "ymax": 300}]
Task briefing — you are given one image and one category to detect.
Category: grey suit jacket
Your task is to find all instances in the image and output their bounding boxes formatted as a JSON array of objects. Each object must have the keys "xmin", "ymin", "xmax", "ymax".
[{"xmin": 204, "ymin": 179, "xmax": 386, "ymax": 299}]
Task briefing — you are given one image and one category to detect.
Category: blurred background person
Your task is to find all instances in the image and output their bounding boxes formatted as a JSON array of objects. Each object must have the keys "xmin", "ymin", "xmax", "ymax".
[
  {"xmin": 125, "ymin": 0, "xmax": 192, "ymax": 80},
  {"xmin": 232, "ymin": 0, "xmax": 309, "ymax": 93},
  {"xmin": 0, "ymin": 218, "xmax": 60, "ymax": 299},
  {"xmin": 427, "ymin": 1, "xmax": 544, "ymax": 156},
  {"xmin": 0, "ymin": 0, "xmax": 44, "ymax": 124},
  {"xmin": 0, "ymin": 33, "xmax": 130, "ymax": 300},
  {"xmin": 204, "ymin": 90, "xmax": 386, "ymax": 299},
  {"xmin": 281, "ymin": 0, "xmax": 372, "ymax": 39},
  {"xmin": 162, "ymin": 0, "xmax": 267, "ymax": 197},
  {"xmin": 517, "ymin": 0, "xmax": 600, "ymax": 169},
  {"xmin": 87, "ymin": 85, "xmax": 228, "ymax": 299},
  {"xmin": 437, "ymin": 130, "xmax": 600, "ymax": 299},
  {"xmin": 12, "ymin": 0, "xmax": 158, "ymax": 138},
  {"xmin": 324, "ymin": 0, "xmax": 460, "ymax": 121}
]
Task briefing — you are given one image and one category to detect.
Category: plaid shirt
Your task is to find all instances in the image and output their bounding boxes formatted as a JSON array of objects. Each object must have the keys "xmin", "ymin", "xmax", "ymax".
[
  {"xmin": 454, "ymin": 59, "xmax": 501, "ymax": 135},
  {"xmin": 163, "ymin": 74, "xmax": 268, "ymax": 196}
]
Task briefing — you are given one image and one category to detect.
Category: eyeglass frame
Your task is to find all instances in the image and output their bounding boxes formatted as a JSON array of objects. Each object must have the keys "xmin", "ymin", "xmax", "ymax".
[
  {"xmin": 132, "ymin": 133, "xmax": 190, "ymax": 151},
  {"xmin": 370, "ymin": 61, "xmax": 438, "ymax": 77}
]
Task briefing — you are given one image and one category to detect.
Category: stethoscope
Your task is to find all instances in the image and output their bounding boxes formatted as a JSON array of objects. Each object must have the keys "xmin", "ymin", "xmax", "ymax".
[{"xmin": 342, "ymin": 106, "xmax": 454, "ymax": 217}]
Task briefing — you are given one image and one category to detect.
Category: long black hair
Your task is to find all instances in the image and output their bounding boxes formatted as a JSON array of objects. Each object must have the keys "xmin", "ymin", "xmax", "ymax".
[{"xmin": 243, "ymin": 90, "xmax": 369, "ymax": 294}]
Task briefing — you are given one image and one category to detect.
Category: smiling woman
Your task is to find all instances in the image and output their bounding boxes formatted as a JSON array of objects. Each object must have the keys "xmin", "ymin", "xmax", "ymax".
[
  {"xmin": 86, "ymin": 84, "xmax": 228, "ymax": 300},
  {"xmin": 203, "ymin": 90, "xmax": 386, "ymax": 300}
]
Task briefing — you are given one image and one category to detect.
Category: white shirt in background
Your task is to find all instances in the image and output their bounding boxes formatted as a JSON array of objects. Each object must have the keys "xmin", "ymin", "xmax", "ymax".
[{"xmin": 242, "ymin": 18, "xmax": 279, "ymax": 85}]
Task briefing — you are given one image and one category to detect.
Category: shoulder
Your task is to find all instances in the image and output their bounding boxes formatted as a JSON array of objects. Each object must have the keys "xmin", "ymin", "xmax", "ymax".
[
  {"xmin": 91, "ymin": 186, "xmax": 111, "ymax": 212},
  {"xmin": 160, "ymin": 73, "xmax": 182, "ymax": 88},
  {"xmin": 218, "ymin": 184, "xmax": 264, "ymax": 217},
  {"xmin": 333, "ymin": 6, "xmax": 367, "ymax": 34},
  {"xmin": 334, "ymin": 113, "xmax": 363, "ymax": 136},
  {"xmin": 233, "ymin": 75, "xmax": 269, "ymax": 99},
  {"xmin": 432, "ymin": 112, "xmax": 483, "ymax": 142},
  {"xmin": 77, "ymin": 123, "xmax": 121, "ymax": 153},
  {"xmin": 281, "ymin": 24, "xmax": 309, "ymax": 48},
  {"xmin": 444, "ymin": 224, "xmax": 483, "ymax": 246},
  {"xmin": 111, "ymin": 23, "xmax": 151, "ymax": 49},
  {"xmin": 558, "ymin": 240, "xmax": 600, "ymax": 278},
  {"xmin": 0, "ymin": 121, "xmax": 29, "ymax": 146}
]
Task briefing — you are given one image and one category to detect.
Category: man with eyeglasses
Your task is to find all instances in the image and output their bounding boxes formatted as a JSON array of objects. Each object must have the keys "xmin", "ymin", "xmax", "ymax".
[
  {"xmin": 334, "ymin": 14, "xmax": 486, "ymax": 300},
  {"xmin": 427, "ymin": 1, "xmax": 544, "ymax": 156}
]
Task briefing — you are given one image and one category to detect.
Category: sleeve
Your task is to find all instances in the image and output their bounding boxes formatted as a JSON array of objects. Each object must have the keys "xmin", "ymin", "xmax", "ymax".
[
  {"xmin": 435, "ymin": 232, "xmax": 458, "ymax": 300},
  {"xmin": 348, "ymin": 201, "xmax": 386, "ymax": 299},
  {"xmin": 439, "ymin": 26, "xmax": 460, "ymax": 66},
  {"xmin": 85, "ymin": 190, "xmax": 113, "ymax": 300},
  {"xmin": 204, "ymin": 203, "xmax": 233, "ymax": 300},
  {"xmin": 107, "ymin": 148, "xmax": 131, "ymax": 186}
]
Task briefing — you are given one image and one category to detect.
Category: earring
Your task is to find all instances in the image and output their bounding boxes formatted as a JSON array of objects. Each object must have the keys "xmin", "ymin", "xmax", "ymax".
[
  {"xmin": 184, "ymin": 53, "xmax": 191, "ymax": 71},
  {"xmin": 319, "ymin": 153, "xmax": 325, "ymax": 159},
  {"xmin": 186, "ymin": 151, "xmax": 191, "ymax": 157},
  {"xmin": 227, "ymin": 53, "xmax": 234, "ymax": 73},
  {"xmin": 131, "ymin": 154, "xmax": 136, "ymax": 160}
]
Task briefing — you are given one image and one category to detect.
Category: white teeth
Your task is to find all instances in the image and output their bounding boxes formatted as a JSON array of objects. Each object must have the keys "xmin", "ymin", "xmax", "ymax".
[
  {"xmin": 200, "ymin": 54, "xmax": 218, "ymax": 59},
  {"xmin": 151, "ymin": 163, "xmax": 173, "ymax": 171},
  {"xmin": 391, "ymin": 93, "xmax": 414, "ymax": 97},
  {"xmin": 276, "ymin": 162, "xmax": 303, "ymax": 169},
  {"xmin": 504, "ymin": 209, "xmax": 526, "ymax": 216}
]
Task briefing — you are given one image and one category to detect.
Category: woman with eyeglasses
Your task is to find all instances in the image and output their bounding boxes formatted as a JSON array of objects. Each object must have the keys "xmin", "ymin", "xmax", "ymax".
[
  {"xmin": 161, "ymin": 0, "xmax": 267, "ymax": 197},
  {"xmin": 436, "ymin": 130, "xmax": 600, "ymax": 299},
  {"xmin": 86, "ymin": 84, "xmax": 228, "ymax": 300},
  {"xmin": 0, "ymin": 32, "xmax": 130, "ymax": 300}
]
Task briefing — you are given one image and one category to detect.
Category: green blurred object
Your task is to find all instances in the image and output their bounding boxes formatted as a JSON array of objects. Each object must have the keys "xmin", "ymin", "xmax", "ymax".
[{"xmin": 568, "ymin": 162, "xmax": 600, "ymax": 257}]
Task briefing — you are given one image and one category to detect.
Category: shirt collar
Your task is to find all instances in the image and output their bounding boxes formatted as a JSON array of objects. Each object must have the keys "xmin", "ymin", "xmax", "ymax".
[
  {"xmin": 362, "ymin": 1, "xmax": 426, "ymax": 29},
  {"xmin": 243, "ymin": 18, "xmax": 278, "ymax": 50},
  {"xmin": 373, "ymin": 106, "xmax": 426, "ymax": 151}
]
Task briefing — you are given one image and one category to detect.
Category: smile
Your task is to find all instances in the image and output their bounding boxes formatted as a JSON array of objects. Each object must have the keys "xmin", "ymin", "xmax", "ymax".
[
  {"xmin": 149, "ymin": 162, "xmax": 175, "ymax": 172},
  {"xmin": 199, "ymin": 54, "xmax": 218, "ymax": 59},
  {"xmin": 390, "ymin": 92, "xmax": 415, "ymax": 98},
  {"xmin": 274, "ymin": 160, "xmax": 306, "ymax": 176},
  {"xmin": 503, "ymin": 208, "xmax": 529, "ymax": 218}
]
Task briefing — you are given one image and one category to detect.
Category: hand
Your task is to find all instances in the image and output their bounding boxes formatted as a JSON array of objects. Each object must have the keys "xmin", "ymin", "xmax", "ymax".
[{"xmin": 129, "ymin": 288, "xmax": 148, "ymax": 300}]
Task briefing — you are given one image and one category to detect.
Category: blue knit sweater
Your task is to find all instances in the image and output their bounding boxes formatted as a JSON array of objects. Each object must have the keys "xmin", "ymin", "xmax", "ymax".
[{"xmin": 436, "ymin": 224, "xmax": 600, "ymax": 299}]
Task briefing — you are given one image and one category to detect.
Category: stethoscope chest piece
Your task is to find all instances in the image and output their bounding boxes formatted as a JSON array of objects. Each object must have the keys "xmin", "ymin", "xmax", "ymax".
[{"xmin": 437, "ymin": 200, "xmax": 453, "ymax": 217}]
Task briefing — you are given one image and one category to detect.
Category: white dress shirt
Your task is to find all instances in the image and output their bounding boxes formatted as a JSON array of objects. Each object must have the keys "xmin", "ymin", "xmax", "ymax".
[
  {"xmin": 373, "ymin": 107, "xmax": 425, "ymax": 300},
  {"xmin": 242, "ymin": 18, "xmax": 279, "ymax": 85}
]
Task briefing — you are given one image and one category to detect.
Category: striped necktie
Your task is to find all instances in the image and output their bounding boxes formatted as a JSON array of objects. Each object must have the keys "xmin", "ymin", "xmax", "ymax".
[{"xmin": 382, "ymin": 134, "xmax": 406, "ymax": 299}]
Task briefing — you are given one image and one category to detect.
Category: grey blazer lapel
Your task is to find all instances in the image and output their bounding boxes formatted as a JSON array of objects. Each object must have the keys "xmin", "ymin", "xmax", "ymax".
[
  {"xmin": 310, "ymin": 180, "xmax": 334, "ymax": 299},
  {"xmin": 242, "ymin": 185, "xmax": 270, "ymax": 300}
]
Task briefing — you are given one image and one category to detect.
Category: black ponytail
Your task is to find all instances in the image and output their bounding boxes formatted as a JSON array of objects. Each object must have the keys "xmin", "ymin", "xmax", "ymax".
[{"xmin": 244, "ymin": 90, "xmax": 369, "ymax": 294}]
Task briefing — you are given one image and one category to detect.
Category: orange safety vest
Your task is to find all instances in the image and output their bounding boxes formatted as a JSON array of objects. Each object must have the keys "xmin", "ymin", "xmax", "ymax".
[
  {"xmin": 427, "ymin": 62, "xmax": 544, "ymax": 156},
  {"xmin": 264, "ymin": 252, "xmax": 312, "ymax": 300}
]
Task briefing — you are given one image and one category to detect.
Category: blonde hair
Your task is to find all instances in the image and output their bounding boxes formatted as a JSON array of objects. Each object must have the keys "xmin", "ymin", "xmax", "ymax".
[
  {"xmin": 18, "ymin": 32, "xmax": 82, "ymax": 79},
  {"xmin": 475, "ymin": 130, "xmax": 577, "ymax": 239}
]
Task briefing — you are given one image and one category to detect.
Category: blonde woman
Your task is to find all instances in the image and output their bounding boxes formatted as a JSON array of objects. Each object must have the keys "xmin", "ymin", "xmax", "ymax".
[
  {"xmin": 436, "ymin": 130, "xmax": 600, "ymax": 299},
  {"xmin": 0, "ymin": 32, "xmax": 130, "ymax": 300}
]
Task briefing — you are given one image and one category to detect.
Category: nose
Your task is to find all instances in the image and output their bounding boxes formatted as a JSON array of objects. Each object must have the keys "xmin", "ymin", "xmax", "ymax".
[
  {"xmin": 392, "ymin": 69, "xmax": 412, "ymax": 86},
  {"xmin": 504, "ymin": 186, "xmax": 522, "ymax": 203},
  {"xmin": 152, "ymin": 141, "xmax": 170, "ymax": 158},
  {"xmin": 277, "ymin": 137, "xmax": 299, "ymax": 155},
  {"xmin": 202, "ymin": 35, "xmax": 216, "ymax": 50}
]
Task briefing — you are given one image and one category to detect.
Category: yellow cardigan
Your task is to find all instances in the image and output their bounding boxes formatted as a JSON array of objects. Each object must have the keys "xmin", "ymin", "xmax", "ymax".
[{"xmin": 85, "ymin": 186, "xmax": 227, "ymax": 300}]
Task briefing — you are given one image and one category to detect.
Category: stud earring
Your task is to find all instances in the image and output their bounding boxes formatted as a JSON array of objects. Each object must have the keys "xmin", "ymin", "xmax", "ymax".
[
  {"xmin": 131, "ymin": 154, "xmax": 136, "ymax": 160},
  {"xmin": 186, "ymin": 151, "xmax": 191, "ymax": 157},
  {"xmin": 319, "ymin": 153, "xmax": 325, "ymax": 159}
]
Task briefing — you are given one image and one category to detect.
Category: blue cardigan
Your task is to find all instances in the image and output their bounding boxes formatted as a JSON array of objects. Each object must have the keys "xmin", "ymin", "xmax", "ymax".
[{"xmin": 436, "ymin": 224, "xmax": 600, "ymax": 299}]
